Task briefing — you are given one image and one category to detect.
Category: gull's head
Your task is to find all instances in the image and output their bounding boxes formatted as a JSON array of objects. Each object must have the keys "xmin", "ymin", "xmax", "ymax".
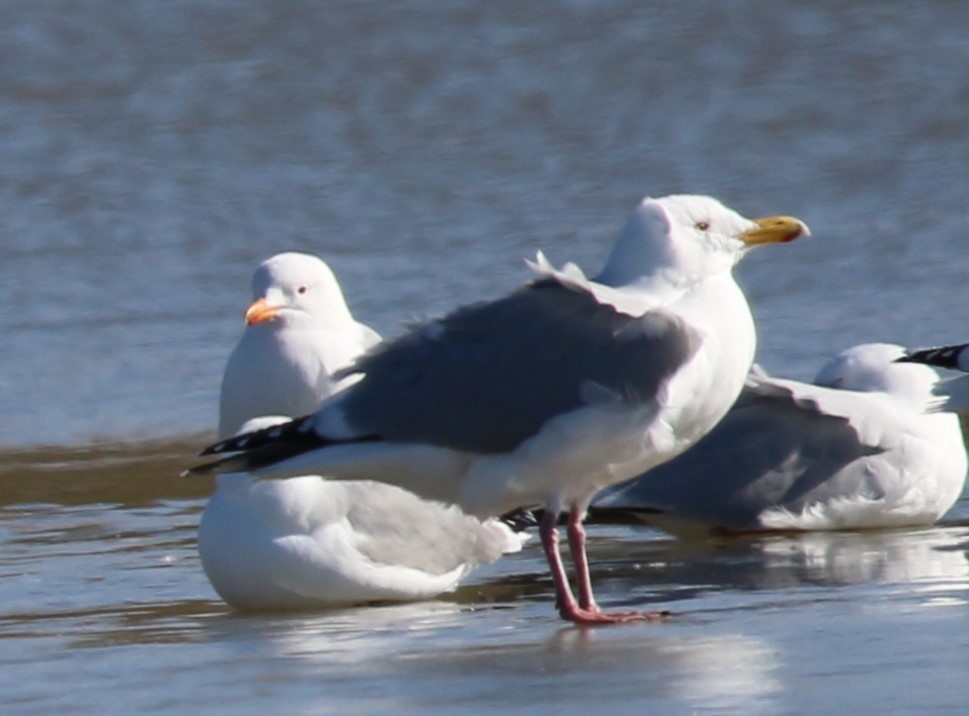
[
  {"xmin": 814, "ymin": 342, "xmax": 940, "ymax": 407},
  {"xmin": 244, "ymin": 252, "xmax": 353, "ymax": 329},
  {"xmin": 596, "ymin": 194, "xmax": 809, "ymax": 288}
]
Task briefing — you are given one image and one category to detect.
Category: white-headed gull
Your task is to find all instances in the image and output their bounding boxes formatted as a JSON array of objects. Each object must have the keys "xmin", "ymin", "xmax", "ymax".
[
  {"xmin": 591, "ymin": 343, "xmax": 968, "ymax": 535},
  {"xmin": 199, "ymin": 252, "xmax": 528, "ymax": 610},
  {"xmin": 190, "ymin": 195, "xmax": 809, "ymax": 624},
  {"xmin": 218, "ymin": 252, "xmax": 381, "ymax": 439}
]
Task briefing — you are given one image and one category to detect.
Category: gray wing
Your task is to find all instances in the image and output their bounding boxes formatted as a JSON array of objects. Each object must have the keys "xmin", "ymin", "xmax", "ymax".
[
  {"xmin": 334, "ymin": 278, "xmax": 702, "ymax": 454},
  {"xmin": 591, "ymin": 377, "xmax": 886, "ymax": 527}
]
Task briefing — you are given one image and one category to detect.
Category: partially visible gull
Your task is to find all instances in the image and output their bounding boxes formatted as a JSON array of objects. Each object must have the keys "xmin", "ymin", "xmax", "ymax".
[
  {"xmin": 218, "ymin": 252, "xmax": 381, "ymax": 439},
  {"xmin": 199, "ymin": 252, "xmax": 528, "ymax": 610},
  {"xmin": 590, "ymin": 343, "xmax": 968, "ymax": 536},
  {"xmin": 898, "ymin": 340, "xmax": 969, "ymax": 413},
  {"xmin": 189, "ymin": 195, "xmax": 809, "ymax": 624},
  {"xmin": 201, "ymin": 417, "xmax": 529, "ymax": 610}
]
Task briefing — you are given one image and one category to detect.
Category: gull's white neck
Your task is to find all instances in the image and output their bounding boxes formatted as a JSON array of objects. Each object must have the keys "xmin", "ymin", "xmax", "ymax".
[{"xmin": 656, "ymin": 273, "xmax": 757, "ymax": 451}]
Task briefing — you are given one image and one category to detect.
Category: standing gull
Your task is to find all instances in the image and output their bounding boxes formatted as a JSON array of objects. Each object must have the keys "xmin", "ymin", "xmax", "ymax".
[
  {"xmin": 200, "ymin": 252, "xmax": 528, "ymax": 610},
  {"xmin": 590, "ymin": 343, "xmax": 968, "ymax": 535},
  {"xmin": 190, "ymin": 195, "xmax": 809, "ymax": 624}
]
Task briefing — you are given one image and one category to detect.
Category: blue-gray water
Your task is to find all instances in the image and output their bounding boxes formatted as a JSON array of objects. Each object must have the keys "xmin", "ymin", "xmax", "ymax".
[{"xmin": 2, "ymin": 2, "xmax": 968, "ymax": 714}]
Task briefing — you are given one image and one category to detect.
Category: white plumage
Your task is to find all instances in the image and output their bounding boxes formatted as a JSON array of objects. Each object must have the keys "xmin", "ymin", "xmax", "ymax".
[
  {"xmin": 899, "ymin": 340, "xmax": 969, "ymax": 414},
  {"xmin": 199, "ymin": 252, "xmax": 527, "ymax": 611},
  {"xmin": 218, "ymin": 252, "xmax": 381, "ymax": 439}
]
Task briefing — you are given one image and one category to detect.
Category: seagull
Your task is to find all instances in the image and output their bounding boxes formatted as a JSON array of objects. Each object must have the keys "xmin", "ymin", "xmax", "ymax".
[
  {"xmin": 189, "ymin": 195, "xmax": 809, "ymax": 624},
  {"xmin": 898, "ymin": 341, "xmax": 969, "ymax": 413},
  {"xmin": 590, "ymin": 343, "xmax": 968, "ymax": 535},
  {"xmin": 200, "ymin": 416, "xmax": 530, "ymax": 610},
  {"xmin": 218, "ymin": 252, "xmax": 382, "ymax": 439},
  {"xmin": 199, "ymin": 252, "xmax": 528, "ymax": 610}
]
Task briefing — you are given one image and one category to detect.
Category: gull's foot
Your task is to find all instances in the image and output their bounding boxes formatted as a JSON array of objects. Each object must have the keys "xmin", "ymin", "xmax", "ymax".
[{"xmin": 559, "ymin": 604, "xmax": 672, "ymax": 625}]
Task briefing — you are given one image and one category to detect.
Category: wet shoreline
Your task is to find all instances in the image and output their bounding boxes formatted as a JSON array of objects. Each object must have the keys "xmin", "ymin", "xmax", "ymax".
[{"xmin": 0, "ymin": 435, "xmax": 214, "ymax": 507}]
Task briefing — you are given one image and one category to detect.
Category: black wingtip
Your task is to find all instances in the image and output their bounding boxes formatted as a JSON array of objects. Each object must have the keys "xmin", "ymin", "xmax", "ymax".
[
  {"xmin": 186, "ymin": 415, "xmax": 385, "ymax": 477},
  {"xmin": 186, "ymin": 414, "xmax": 327, "ymax": 476},
  {"xmin": 583, "ymin": 505, "xmax": 664, "ymax": 525},
  {"xmin": 896, "ymin": 342, "xmax": 969, "ymax": 369},
  {"xmin": 499, "ymin": 508, "xmax": 540, "ymax": 532},
  {"xmin": 198, "ymin": 414, "xmax": 318, "ymax": 457}
]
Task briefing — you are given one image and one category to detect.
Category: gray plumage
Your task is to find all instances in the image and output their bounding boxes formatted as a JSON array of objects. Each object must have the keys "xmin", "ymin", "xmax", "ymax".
[
  {"xmin": 592, "ymin": 373, "xmax": 886, "ymax": 528},
  {"xmin": 333, "ymin": 278, "xmax": 702, "ymax": 453},
  {"xmin": 590, "ymin": 343, "xmax": 968, "ymax": 534}
]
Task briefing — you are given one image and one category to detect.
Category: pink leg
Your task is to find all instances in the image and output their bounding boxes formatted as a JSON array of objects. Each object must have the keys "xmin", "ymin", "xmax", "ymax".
[
  {"xmin": 566, "ymin": 506, "xmax": 667, "ymax": 623},
  {"xmin": 541, "ymin": 507, "xmax": 669, "ymax": 625},
  {"xmin": 566, "ymin": 507, "xmax": 597, "ymax": 611},
  {"xmin": 540, "ymin": 508, "xmax": 581, "ymax": 616}
]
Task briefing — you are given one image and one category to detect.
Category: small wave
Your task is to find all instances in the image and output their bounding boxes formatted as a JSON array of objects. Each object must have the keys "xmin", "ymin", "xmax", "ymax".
[{"xmin": 0, "ymin": 433, "xmax": 215, "ymax": 508}]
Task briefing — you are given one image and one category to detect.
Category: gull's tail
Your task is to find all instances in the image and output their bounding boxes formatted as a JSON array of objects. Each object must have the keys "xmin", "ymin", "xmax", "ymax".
[
  {"xmin": 896, "ymin": 342, "xmax": 969, "ymax": 414},
  {"xmin": 928, "ymin": 374, "xmax": 969, "ymax": 414}
]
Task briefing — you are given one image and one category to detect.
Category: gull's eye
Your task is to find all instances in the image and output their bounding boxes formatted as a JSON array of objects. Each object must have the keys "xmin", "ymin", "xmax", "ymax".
[
  {"xmin": 694, "ymin": 220, "xmax": 710, "ymax": 231},
  {"xmin": 297, "ymin": 285, "xmax": 308, "ymax": 295}
]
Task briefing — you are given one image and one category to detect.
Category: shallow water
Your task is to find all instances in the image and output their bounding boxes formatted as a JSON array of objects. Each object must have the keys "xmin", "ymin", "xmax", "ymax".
[
  {"xmin": 3, "ymin": 446, "xmax": 968, "ymax": 714},
  {"xmin": 3, "ymin": 1, "xmax": 969, "ymax": 713}
]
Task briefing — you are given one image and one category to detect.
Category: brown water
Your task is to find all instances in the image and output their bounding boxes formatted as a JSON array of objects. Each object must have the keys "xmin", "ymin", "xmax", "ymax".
[{"xmin": 3, "ymin": 1, "xmax": 969, "ymax": 713}]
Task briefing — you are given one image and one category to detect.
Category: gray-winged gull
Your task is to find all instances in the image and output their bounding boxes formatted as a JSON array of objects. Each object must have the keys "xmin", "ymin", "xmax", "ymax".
[
  {"xmin": 199, "ymin": 252, "xmax": 528, "ymax": 610},
  {"xmin": 590, "ymin": 343, "xmax": 968, "ymax": 536},
  {"xmin": 188, "ymin": 195, "xmax": 809, "ymax": 624}
]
